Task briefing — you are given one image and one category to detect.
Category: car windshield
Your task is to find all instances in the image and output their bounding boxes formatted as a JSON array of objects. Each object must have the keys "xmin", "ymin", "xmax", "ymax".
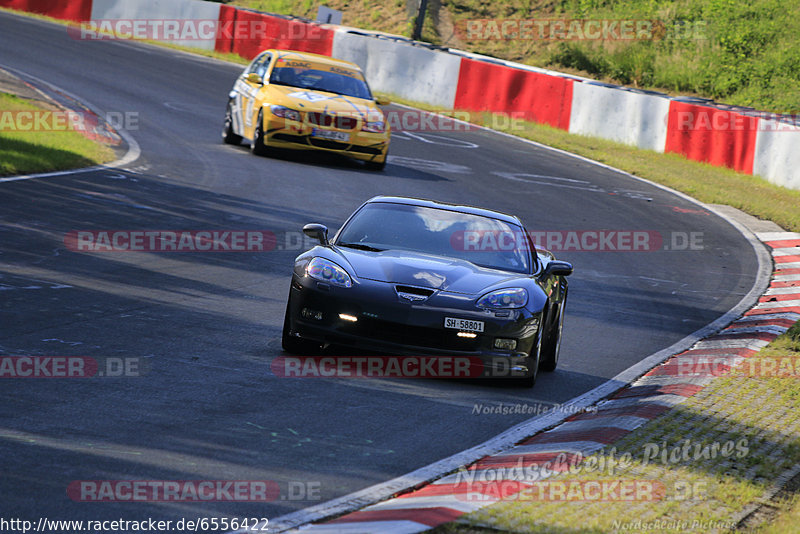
[
  {"xmin": 269, "ymin": 65, "xmax": 373, "ymax": 100},
  {"xmin": 336, "ymin": 202, "xmax": 532, "ymax": 273}
]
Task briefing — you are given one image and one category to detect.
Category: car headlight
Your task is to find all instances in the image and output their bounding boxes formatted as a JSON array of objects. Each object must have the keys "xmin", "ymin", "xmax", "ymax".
[
  {"xmin": 270, "ymin": 105, "xmax": 301, "ymax": 122},
  {"xmin": 361, "ymin": 120, "xmax": 385, "ymax": 133},
  {"xmin": 306, "ymin": 257, "xmax": 352, "ymax": 288},
  {"xmin": 477, "ymin": 288, "xmax": 528, "ymax": 309}
]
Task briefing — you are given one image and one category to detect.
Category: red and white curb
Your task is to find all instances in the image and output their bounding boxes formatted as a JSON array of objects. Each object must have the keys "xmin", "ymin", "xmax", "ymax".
[{"xmin": 281, "ymin": 233, "xmax": 800, "ymax": 533}]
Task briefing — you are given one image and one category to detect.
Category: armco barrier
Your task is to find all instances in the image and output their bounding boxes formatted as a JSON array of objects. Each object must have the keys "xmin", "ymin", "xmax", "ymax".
[
  {"xmin": 569, "ymin": 83, "xmax": 670, "ymax": 152},
  {"xmin": 665, "ymin": 101, "xmax": 758, "ymax": 174},
  {"xmin": 0, "ymin": 0, "xmax": 91, "ymax": 22},
  {"xmin": 331, "ymin": 31, "xmax": 459, "ymax": 109},
  {"xmin": 90, "ymin": 0, "xmax": 221, "ymax": 50},
  {"xmin": 753, "ymin": 121, "xmax": 800, "ymax": 190},
  {"xmin": 214, "ymin": 5, "xmax": 332, "ymax": 60},
  {"xmin": 453, "ymin": 57, "xmax": 573, "ymax": 130}
]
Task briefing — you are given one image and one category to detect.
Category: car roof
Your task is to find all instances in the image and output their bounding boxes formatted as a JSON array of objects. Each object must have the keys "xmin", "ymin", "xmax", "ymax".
[
  {"xmin": 267, "ymin": 49, "xmax": 363, "ymax": 72},
  {"xmin": 364, "ymin": 196, "xmax": 523, "ymax": 226}
]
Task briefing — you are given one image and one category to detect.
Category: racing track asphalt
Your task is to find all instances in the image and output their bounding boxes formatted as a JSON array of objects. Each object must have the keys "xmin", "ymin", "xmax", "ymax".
[{"xmin": 0, "ymin": 10, "xmax": 761, "ymax": 528}]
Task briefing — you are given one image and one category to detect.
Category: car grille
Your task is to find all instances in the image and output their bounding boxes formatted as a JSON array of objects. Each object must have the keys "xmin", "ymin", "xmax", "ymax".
[
  {"xmin": 271, "ymin": 133, "xmax": 347, "ymax": 151},
  {"xmin": 272, "ymin": 133, "xmax": 306, "ymax": 144},
  {"xmin": 347, "ymin": 145, "xmax": 383, "ymax": 155},
  {"xmin": 270, "ymin": 133, "xmax": 383, "ymax": 154},
  {"xmin": 308, "ymin": 138, "xmax": 350, "ymax": 150},
  {"xmin": 339, "ymin": 317, "xmax": 481, "ymax": 352},
  {"xmin": 306, "ymin": 112, "xmax": 357, "ymax": 130}
]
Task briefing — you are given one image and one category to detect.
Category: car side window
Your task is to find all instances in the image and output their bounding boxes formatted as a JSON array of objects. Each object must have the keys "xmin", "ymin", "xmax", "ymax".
[
  {"xmin": 246, "ymin": 53, "xmax": 266, "ymax": 74},
  {"xmin": 256, "ymin": 55, "xmax": 272, "ymax": 79},
  {"xmin": 245, "ymin": 53, "xmax": 271, "ymax": 76}
]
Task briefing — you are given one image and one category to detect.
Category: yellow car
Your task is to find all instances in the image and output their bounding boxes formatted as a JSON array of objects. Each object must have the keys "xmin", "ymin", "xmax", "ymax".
[{"xmin": 222, "ymin": 49, "xmax": 390, "ymax": 170}]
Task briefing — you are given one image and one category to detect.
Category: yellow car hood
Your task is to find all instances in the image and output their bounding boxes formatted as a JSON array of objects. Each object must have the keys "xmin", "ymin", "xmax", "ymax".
[{"xmin": 264, "ymin": 84, "xmax": 381, "ymax": 118}]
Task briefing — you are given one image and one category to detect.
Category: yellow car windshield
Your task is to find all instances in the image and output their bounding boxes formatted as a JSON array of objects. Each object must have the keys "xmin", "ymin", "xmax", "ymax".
[{"xmin": 269, "ymin": 66, "xmax": 372, "ymax": 100}]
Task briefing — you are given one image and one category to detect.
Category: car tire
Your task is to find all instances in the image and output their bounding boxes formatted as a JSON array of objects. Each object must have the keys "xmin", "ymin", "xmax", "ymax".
[
  {"xmin": 364, "ymin": 159, "xmax": 386, "ymax": 171},
  {"xmin": 364, "ymin": 149, "xmax": 387, "ymax": 171},
  {"xmin": 281, "ymin": 298, "xmax": 320, "ymax": 355},
  {"xmin": 539, "ymin": 295, "xmax": 566, "ymax": 372},
  {"xmin": 251, "ymin": 109, "xmax": 269, "ymax": 156},
  {"xmin": 514, "ymin": 328, "xmax": 541, "ymax": 388},
  {"xmin": 222, "ymin": 100, "xmax": 242, "ymax": 145}
]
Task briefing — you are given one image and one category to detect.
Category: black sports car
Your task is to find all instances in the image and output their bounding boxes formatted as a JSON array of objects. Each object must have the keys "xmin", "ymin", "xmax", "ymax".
[{"xmin": 281, "ymin": 196, "xmax": 573, "ymax": 387}]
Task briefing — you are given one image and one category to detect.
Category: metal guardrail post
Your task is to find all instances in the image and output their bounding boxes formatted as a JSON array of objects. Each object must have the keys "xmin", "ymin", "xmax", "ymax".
[{"xmin": 412, "ymin": 0, "xmax": 428, "ymax": 41}]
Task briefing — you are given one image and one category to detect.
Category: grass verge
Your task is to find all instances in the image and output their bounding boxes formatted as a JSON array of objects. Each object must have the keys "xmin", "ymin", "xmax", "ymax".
[
  {"xmin": 430, "ymin": 324, "xmax": 800, "ymax": 532},
  {"xmin": 0, "ymin": 92, "xmax": 113, "ymax": 177}
]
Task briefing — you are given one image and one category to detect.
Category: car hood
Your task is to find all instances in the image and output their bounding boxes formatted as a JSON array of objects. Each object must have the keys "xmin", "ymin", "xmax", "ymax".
[
  {"xmin": 336, "ymin": 248, "xmax": 521, "ymax": 295},
  {"xmin": 265, "ymin": 85, "xmax": 379, "ymax": 116}
]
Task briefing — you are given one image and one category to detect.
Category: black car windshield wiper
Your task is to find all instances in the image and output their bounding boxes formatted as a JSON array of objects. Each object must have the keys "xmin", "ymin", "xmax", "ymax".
[{"xmin": 337, "ymin": 242, "xmax": 386, "ymax": 252}]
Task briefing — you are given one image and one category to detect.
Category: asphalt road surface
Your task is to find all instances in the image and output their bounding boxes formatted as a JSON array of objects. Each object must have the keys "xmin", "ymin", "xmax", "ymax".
[{"xmin": 0, "ymin": 10, "xmax": 759, "ymax": 528}]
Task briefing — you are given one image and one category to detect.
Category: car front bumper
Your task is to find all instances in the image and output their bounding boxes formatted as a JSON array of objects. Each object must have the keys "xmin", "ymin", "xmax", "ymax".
[
  {"xmin": 265, "ymin": 118, "xmax": 389, "ymax": 162},
  {"xmin": 285, "ymin": 274, "xmax": 542, "ymax": 377}
]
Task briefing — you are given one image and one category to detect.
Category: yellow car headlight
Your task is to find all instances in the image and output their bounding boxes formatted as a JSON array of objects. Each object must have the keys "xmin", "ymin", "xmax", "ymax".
[
  {"xmin": 361, "ymin": 120, "xmax": 386, "ymax": 133},
  {"xmin": 270, "ymin": 105, "xmax": 301, "ymax": 122}
]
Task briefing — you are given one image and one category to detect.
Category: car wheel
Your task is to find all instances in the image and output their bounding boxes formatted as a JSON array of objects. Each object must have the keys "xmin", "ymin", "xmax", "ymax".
[
  {"xmin": 251, "ymin": 109, "xmax": 269, "ymax": 156},
  {"xmin": 222, "ymin": 100, "xmax": 242, "ymax": 145},
  {"xmin": 281, "ymin": 297, "xmax": 320, "ymax": 355},
  {"xmin": 540, "ymin": 296, "xmax": 566, "ymax": 372},
  {"xmin": 364, "ymin": 159, "xmax": 386, "ymax": 171},
  {"xmin": 514, "ymin": 328, "xmax": 541, "ymax": 388},
  {"xmin": 364, "ymin": 149, "xmax": 387, "ymax": 171}
]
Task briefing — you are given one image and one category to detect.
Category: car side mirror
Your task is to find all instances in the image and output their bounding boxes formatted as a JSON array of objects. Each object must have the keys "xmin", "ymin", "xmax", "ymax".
[
  {"xmin": 375, "ymin": 96, "xmax": 391, "ymax": 106},
  {"xmin": 303, "ymin": 223, "xmax": 329, "ymax": 245},
  {"xmin": 246, "ymin": 72, "xmax": 263, "ymax": 84},
  {"xmin": 541, "ymin": 260, "xmax": 573, "ymax": 278}
]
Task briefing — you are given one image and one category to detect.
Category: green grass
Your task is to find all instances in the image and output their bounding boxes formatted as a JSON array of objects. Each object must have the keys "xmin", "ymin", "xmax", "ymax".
[
  {"xmin": 758, "ymin": 493, "xmax": 800, "ymax": 534},
  {"xmin": 0, "ymin": 93, "xmax": 113, "ymax": 176},
  {"xmin": 539, "ymin": 0, "xmax": 800, "ymax": 113},
  {"xmin": 227, "ymin": 0, "xmax": 411, "ymax": 36}
]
